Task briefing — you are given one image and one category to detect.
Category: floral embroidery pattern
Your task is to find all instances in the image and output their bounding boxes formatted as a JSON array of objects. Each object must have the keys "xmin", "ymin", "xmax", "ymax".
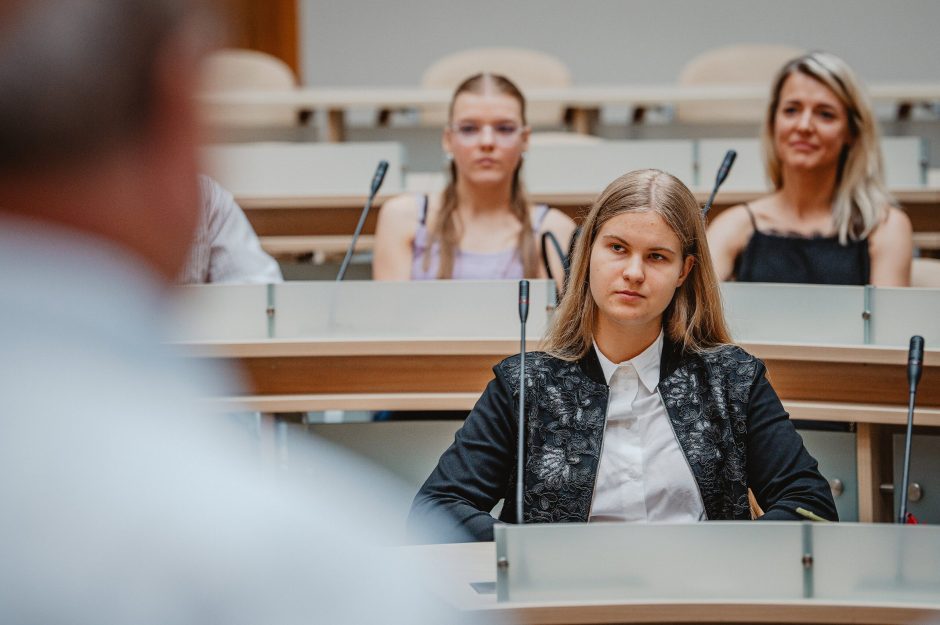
[
  {"xmin": 498, "ymin": 345, "xmax": 760, "ymax": 524},
  {"xmin": 660, "ymin": 345, "xmax": 758, "ymax": 520},
  {"xmin": 500, "ymin": 354, "xmax": 607, "ymax": 523}
]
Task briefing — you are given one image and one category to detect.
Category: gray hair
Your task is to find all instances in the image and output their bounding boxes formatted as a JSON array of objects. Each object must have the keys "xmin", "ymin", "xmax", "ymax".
[{"xmin": 0, "ymin": 0, "xmax": 199, "ymax": 170}]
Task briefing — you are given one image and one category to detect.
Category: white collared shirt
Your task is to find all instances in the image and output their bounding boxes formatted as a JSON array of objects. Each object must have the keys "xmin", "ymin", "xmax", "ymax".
[{"xmin": 589, "ymin": 332, "xmax": 706, "ymax": 523}]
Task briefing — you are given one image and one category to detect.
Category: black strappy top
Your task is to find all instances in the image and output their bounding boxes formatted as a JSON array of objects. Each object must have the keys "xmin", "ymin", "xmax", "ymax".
[{"xmin": 733, "ymin": 204, "xmax": 871, "ymax": 285}]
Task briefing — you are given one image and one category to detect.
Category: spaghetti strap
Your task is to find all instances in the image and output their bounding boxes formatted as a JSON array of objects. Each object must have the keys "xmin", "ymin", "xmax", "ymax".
[
  {"xmin": 742, "ymin": 203, "xmax": 758, "ymax": 232},
  {"xmin": 416, "ymin": 194, "xmax": 429, "ymax": 226},
  {"xmin": 532, "ymin": 204, "xmax": 550, "ymax": 232}
]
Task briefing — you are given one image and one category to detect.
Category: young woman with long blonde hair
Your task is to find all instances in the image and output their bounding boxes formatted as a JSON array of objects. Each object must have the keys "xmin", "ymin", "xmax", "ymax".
[
  {"xmin": 373, "ymin": 73, "xmax": 575, "ymax": 284},
  {"xmin": 409, "ymin": 169, "xmax": 836, "ymax": 542},
  {"xmin": 708, "ymin": 51, "xmax": 912, "ymax": 286}
]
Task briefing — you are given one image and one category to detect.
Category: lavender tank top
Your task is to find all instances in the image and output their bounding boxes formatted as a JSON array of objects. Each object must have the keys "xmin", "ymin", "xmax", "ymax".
[{"xmin": 410, "ymin": 194, "xmax": 550, "ymax": 280}]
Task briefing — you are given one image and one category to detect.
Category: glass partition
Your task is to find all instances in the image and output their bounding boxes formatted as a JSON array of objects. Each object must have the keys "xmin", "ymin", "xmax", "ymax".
[
  {"xmin": 813, "ymin": 524, "xmax": 940, "ymax": 603},
  {"xmin": 171, "ymin": 280, "xmax": 555, "ymax": 342},
  {"xmin": 495, "ymin": 522, "xmax": 804, "ymax": 602},
  {"xmin": 170, "ymin": 283, "xmax": 270, "ymax": 341},
  {"xmin": 495, "ymin": 522, "xmax": 940, "ymax": 605},
  {"xmin": 869, "ymin": 287, "xmax": 940, "ymax": 347},
  {"xmin": 169, "ymin": 281, "xmax": 940, "ymax": 348},
  {"xmin": 720, "ymin": 282, "xmax": 866, "ymax": 344}
]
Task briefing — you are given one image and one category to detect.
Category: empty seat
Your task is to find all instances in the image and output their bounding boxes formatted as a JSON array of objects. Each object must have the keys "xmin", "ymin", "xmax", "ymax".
[
  {"xmin": 676, "ymin": 45, "xmax": 805, "ymax": 124},
  {"xmin": 419, "ymin": 47, "xmax": 571, "ymax": 127},
  {"xmin": 199, "ymin": 48, "xmax": 304, "ymax": 128}
]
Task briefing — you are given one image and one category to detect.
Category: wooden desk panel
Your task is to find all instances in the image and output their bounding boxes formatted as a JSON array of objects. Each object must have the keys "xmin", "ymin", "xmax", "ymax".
[{"xmin": 240, "ymin": 189, "xmax": 940, "ymax": 237}]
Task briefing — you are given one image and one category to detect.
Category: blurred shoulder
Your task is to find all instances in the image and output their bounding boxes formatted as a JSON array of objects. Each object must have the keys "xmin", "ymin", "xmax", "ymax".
[
  {"xmin": 379, "ymin": 192, "xmax": 423, "ymax": 219},
  {"xmin": 872, "ymin": 205, "xmax": 912, "ymax": 239},
  {"xmin": 707, "ymin": 202, "xmax": 758, "ymax": 232}
]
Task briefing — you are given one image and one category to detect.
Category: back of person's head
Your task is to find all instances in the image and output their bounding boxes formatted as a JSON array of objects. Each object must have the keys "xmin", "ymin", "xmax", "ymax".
[
  {"xmin": 761, "ymin": 51, "xmax": 893, "ymax": 243},
  {"xmin": 0, "ymin": 0, "xmax": 196, "ymax": 170},
  {"xmin": 0, "ymin": 0, "xmax": 210, "ymax": 279},
  {"xmin": 543, "ymin": 169, "xmax": 732, "ymax": 360}
]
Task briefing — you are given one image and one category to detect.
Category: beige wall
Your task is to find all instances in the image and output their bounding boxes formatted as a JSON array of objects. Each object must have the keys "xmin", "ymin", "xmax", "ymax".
[{"xmin": 300, "ymin": 0, "xmax": 939, "ymax": 86}]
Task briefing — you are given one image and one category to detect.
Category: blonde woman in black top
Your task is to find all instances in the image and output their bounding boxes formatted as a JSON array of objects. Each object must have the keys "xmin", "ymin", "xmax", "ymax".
[{"xmin": 707, "ymin": 52, "xmax": 912, "ymax": 286}]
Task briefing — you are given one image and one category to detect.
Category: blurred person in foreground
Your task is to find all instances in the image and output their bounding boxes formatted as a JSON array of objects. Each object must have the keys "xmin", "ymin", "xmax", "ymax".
[{"xmin": 0, "ymin": 1, "xmax": 464, "ymax": 623}]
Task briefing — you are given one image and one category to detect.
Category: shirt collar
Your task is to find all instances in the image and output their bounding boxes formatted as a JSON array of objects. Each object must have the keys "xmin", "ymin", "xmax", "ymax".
[{"xmin": 593, "ymin": 331, "xmax": 663, "ymax": 393}]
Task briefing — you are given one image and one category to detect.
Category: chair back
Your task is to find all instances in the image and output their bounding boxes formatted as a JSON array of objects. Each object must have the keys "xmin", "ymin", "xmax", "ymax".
[
  {"xmin": 420, "ymin": 47, "xmax": 571, "ymax": 127},
  {"xmin": 200, "ymin": 48, "xmax": 301, "ymax": 128},
  {"xmin": 911, "ymin": 257, "xmax": 940, "ymax": 288},
  {"xmin": 676, "ymin": 44, "xmax": 804, "ymax": 124}
]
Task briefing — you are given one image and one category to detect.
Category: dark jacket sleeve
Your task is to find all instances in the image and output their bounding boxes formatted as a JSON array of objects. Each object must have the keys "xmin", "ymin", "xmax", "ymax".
[
  {"xmin": 746, "ymin": 361, "xmax": 839, "ymax": 522},
  {"xmin": 407, "ymin": 366, "xmax": 516, "ymax": 542}
]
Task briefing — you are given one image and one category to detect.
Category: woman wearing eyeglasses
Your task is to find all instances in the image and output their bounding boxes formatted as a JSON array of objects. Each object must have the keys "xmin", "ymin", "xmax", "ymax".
[{"xmin": 373, "ymin": 73, "xmax": 576, "ymax": 282}]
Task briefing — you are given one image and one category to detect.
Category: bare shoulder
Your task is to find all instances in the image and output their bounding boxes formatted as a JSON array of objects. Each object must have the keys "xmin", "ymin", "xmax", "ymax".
[
  {"xmin": 540, "ymin": 207, "xmax": 576, "ymax": 231},
  {"xmin": 375, "ymin": 193, "xmax": 422, "ymax": 236},
  {"xmin": 870, "ymin": 206, "xmax": 913, "ymax": 246},
  {"xmin": 876, "ymin": 205, "xmax": 912, "ymax": 234},
  {"xmin": 706, "ymin": 203, "xmax": 758, "ymax": 244},
  {"xmin": 708, "ymin": 203, "xmax": 753, "ymax": 228},
  {"xmin": 378, "ymin": 193, "xmax": 422, "ymax": 219}
]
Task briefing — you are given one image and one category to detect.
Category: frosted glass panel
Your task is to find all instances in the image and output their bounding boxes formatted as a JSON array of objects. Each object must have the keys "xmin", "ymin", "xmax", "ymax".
[
  {"xmin": 525, "ymin": 140, "xmax": 695, "ymax": 193},
  {"xmin": 869, "ymin": 287, "xmax": 940, "ymax": 347},
  {"xmin": 271, "ymin": 280, "xmax": 554, "ymax": 340},
  {"xmin": 813, "ymin": 524, "xmax": 940, "ymax": 603},
  {"xmin": 721, "ymin": 283, "xmax": 865, "ymax": 344},
  {"xmin": 170, "ymin": 283, "xmax": 270, "ymax": 341},
  {"xmin": 698, "ymin": 138, "xmax": 769, "ymax": 191},
  {"xmin": 202, "ymin": 141, "xmax": 405, "ymax": 196},
  {"xmin": 881, "ymin": 136, "xmax": 926, "ymax": 187},
  {"xmin": 495, "ymin": 522, "xmax": 803, "ymax": 602}
]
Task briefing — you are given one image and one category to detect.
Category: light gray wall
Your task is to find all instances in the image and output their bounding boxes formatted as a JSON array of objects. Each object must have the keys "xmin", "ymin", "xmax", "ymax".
[{"xmin": 301, "ymin": 0, "xmax": 939, "ymax": 86}]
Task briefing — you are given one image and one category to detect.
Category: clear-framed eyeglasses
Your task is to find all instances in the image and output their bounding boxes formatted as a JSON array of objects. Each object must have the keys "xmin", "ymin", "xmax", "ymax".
[{"xmin": 448, "ymin": 122, "xmax": 525, "ymax": 147}]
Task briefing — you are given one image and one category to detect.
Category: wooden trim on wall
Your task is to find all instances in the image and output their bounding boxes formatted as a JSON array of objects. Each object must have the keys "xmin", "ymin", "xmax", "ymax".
[{"xmin": 218, "ymin": 0, "xmax": 300, "ymax": 77}]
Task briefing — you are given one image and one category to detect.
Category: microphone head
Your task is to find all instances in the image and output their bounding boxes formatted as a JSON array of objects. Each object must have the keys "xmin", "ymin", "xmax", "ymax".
[
  {"xmin": 369, "ymin": 160, "xmax": 389, "ymax": 196},
  {"xmin": 908, "ymin": 335, "xmax": 925, "ymax": 389},
  {"xmin": 518, "ymin": 279, "xmax": 530, "ymax": 323},
  {"xmin": 716, "ymin": 149, "xmax": 737, "ymax": 185}
]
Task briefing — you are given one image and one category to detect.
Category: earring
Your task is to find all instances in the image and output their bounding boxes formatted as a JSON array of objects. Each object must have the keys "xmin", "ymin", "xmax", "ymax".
[
  {"xmin": 521, "ymin": 151, "xmax": 528, "ymax": 160},
  {"xmin": 445, "ymin": 153, "xmax": 454, "ymax": 163}
]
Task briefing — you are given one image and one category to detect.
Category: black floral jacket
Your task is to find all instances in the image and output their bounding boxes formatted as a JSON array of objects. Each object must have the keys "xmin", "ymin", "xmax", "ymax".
[{"xmin": 409, "ymin": 341, "xmax": 838, "ymax": 542}]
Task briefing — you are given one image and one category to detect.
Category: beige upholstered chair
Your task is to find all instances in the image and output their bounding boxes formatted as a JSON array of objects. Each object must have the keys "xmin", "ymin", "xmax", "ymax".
[
  {"xmin": 199, "ymin": 48, "xmax": 305, "ymax": 128},
  {"xmin": 911, "ymin": 257, "xmax": 940, "ymax": 287},
  {"xmin": 676, "ymin": 44, "xmax": 804, "ymax": 124},
  {"xmin": 418, "ymin": 47, "xmax": 571, "ymax": 128}
]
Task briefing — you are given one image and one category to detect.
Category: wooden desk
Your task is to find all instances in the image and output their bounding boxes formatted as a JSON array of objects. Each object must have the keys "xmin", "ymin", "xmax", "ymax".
[
  {"xmin": 410, "ymin": 541, "xmax": 940, "ymax": 625},
  {"xmin": 240, "ymin": 187, "xmax": 940, "ymax": 237},
  {"xmin": 184, "ymin": 338, "xmax": 939, "ymax": 523},
  {"xmin": 198, "ymin": 83, "xmax": 940, "ymax": 142}
]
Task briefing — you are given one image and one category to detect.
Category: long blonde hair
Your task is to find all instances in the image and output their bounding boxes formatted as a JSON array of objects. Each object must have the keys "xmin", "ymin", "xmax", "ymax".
[
  {"xmin": 762, "ymin": 51, "xmax": 895, "ymax": 244},
  {"xmin": 424, "ymin": 73, "xmax": 538, "ymax": 279},
  {"xmin": 542, "ymin": 169, "xmax": 732, "ymax": 360}
]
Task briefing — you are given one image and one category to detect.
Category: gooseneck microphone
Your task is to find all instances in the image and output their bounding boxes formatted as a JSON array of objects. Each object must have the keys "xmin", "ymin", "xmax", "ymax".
[
  {"xmin": 702, "ymin": 149, "xmax": 737, "ymax": 217},
  {"xmin": 898, "ymin": 335, "xmax": 925, "ymax": 524},
  {"xmin": 516, "ymin": 279, "xmax": 529, "ymax": 525},
  {"xmin": 336, "ymin": 160, "xmax": 389, "ymax": 281}
]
